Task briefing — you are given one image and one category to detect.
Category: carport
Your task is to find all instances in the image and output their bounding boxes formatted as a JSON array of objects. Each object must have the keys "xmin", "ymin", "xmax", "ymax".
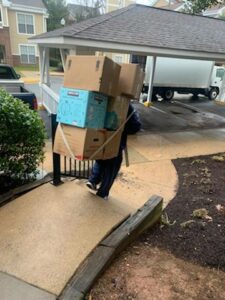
[{"xmin": 30, "ymin": 3, "xmax": 225, "ymax": 114}]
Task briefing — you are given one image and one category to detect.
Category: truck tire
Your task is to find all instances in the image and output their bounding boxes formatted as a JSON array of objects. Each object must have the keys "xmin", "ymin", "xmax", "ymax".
[
  {"xmin": 208, "ymin": 88, "xmax": 218, "ymax": 101},
  {"xmin": 162, "ymin": 89, "xmax": 174, "ymax": 101},
  {"xmin": 192, "ymin": 93, "xmax": 198, "ymax": 99}
]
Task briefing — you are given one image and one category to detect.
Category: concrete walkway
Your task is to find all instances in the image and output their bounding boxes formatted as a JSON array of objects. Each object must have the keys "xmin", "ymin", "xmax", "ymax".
[{"xmin": 1, "ymin": 128, "xmax": 225, "ymax": 299}]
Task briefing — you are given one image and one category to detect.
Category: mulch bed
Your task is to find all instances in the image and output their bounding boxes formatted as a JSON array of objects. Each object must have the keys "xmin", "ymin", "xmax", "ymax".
[
  {"xmin": 147, "ymin": 152, "xmax": 225, "ymax": 270},
  {"xmin": 90, "ymin": 152, "xmax": 225, "ymax": 299}
]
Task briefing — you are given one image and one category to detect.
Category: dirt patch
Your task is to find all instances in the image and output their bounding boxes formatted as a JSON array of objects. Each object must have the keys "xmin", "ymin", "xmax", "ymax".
[{"xmin": 89, "ymin": 153, "xmax": 225, "ymax": 299}]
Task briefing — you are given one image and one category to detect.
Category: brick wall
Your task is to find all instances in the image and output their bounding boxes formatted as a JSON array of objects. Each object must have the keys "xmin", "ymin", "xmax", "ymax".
[
  {"xmin": 12, "ymin": 55, "xmax": 39, "ymax": 67},
  {"xmin": 0, "ymin": 27, "xmax": 13, "ymax": 65}
]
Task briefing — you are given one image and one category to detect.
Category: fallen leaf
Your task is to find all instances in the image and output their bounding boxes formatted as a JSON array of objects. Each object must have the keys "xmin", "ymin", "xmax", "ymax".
[
  {"xmin": 216, "ymin": 204, "xmax": 225, "ymax": 214},
  {"xmin": 192, "ymin": 208, "xmax": 208, "ymax": 219},
  {"xmin": 191, "ymin": 159, "xmax": 205, "ymax": 165},
  {"xmin": 180, "ymin": 220, "xmax": 196, "ymax": 228},
  {"xmin": 212, "ymin": 155, "xmax": 225, "ymax": 162}
]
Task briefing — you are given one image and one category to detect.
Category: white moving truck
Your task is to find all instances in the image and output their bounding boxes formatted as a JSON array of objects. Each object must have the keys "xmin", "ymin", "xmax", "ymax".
[{"xmin": 143, "ymin": 57, "xmax": 225, "ymax": 101}]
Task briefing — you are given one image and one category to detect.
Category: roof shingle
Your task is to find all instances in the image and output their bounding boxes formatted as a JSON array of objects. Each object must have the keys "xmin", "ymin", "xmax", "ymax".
[{"xmin": 31, "ymin": 4, "xmax": 225, "ymax": 55}]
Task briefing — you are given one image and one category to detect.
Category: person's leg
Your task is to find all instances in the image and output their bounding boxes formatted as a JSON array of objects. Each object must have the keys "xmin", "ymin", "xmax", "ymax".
[
  {"xmin": 87, "ymin": 160, "xmax": 104, "ymax": 190},
  {"xmin": 96, "ymin": 151, "xmax": 123, "ymax": 198}
]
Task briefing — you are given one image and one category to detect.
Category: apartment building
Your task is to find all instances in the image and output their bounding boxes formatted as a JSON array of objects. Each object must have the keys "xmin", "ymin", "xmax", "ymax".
[{"xmin": 0, "ymin": 0, "xmax": 48, "ymax": 66}]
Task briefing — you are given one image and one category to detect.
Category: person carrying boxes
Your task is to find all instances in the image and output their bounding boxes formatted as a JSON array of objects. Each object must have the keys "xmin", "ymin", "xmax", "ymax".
[
  {"xmin": 53, "ymin": 55, "xmax": 144, "ymax": 200},
  {"xmin": 86, "ymin": 103, "xmax": 141, "ymax": 200}
]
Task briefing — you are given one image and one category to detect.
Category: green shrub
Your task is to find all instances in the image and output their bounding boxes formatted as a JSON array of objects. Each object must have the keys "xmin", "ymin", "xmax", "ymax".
[
  {"xmin": 0, "ymin": 89, "xmax": 46, "ymax": 181},
  {"xmin": 50, "ymin": 57, "xmax": 60, "ymax": 67}
]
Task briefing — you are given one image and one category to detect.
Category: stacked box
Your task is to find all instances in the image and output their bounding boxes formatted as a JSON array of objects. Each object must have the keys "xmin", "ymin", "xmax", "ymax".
[
  {"xmin": 57, "ymin": 88, "xmax": 107, "ymax": 129},
  {"xmin": 54, "ymin": 124, "xmax": 123, "ymax": 160},
  {"xmin": 117, "ymin": 63, "xmax": 145, "ymax": 99},
  {"xmin": 54, "ymin": 56, "xmax": 145, "ymax": 160},
  {"xmin": 104, "ymin": 96, "xmax": 130, "ymax": 130},
  {"xmin": 64, "ymin": 55, "xmax": 121, "ymax": 97},
  {"xmin": 54, "ymin": 124, "xmax": 105, "ymax": 160}
]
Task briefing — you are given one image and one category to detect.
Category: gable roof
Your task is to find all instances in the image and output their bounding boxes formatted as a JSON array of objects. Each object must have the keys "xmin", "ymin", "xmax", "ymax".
[
  {"xmin": 10, "ymin": 0, "xmax": 46, "ymax": 9},
  {"xmin": 31, "ymin": 4, "xmax": 225, "ymax": 61}
]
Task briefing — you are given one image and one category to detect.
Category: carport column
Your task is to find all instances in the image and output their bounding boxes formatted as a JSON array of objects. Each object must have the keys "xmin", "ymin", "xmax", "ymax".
[
  {"xmin": 39, "ymin": 46, "xmax": 44, "ymax": 84},
  {"xmin": 38, "ymin": 46, "xmax": 45, "ymax": 106},
  {"xmin": 147, "ymin": 56, "xmax": 157, "ymax": 103},
  {"xmin": 39, "ymin": 46, "xmax": 50, "ymax": 86},
  {"xmin": 44, "ymin": 47, "xmax": 50, "ymax": 87},
  {"xmin": 59, "ymin": 49, "xmax": 67, "ymax": 71}
]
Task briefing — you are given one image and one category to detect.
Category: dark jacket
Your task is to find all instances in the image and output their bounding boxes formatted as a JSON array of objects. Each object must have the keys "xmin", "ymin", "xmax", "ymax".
[{"xmin": 120, "ymin": 104, "xmax": 141, "ymax": 150}]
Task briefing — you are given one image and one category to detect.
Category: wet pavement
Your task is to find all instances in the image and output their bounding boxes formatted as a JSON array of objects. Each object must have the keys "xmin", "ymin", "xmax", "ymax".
[{"xmin": 134, "ymin": 95, "xmax": 225, "ymax": 133}]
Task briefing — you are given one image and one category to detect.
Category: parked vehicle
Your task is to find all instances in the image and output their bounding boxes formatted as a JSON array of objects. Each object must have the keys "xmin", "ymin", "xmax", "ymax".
[
  {"xmin": 0, "ymin": 64, "xmax": 37, "ymax": 110},
  {"xmin": 143, "ymin": 57, "xmax": 225, "ymax": 101}
]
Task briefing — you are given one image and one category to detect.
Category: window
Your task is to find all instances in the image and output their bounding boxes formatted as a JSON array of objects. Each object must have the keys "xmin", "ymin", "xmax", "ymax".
[
  {"xmin": 114, "ymin": 55, "xmax": 123, "ymax": 64},
  {"xmin": 0, "ymin": 7, "xmax": 3, "ymax": 27},
  {"xmin": 20, "ymin": 45, "xmax": 36, "ymax": 64},
  {"xmin": 216, "ymin": 68, "xmax": 225, "ymax": 80},
  {"xmin": 18, "ymin": 13, "xmax": 34, "ymax": 34}
]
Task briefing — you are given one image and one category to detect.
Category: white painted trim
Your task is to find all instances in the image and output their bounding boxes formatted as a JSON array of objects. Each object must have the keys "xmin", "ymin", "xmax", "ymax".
[
  {"xmin": 16, "ymin": 12, "xmax": 36, "ymax": 36},
  {"xmin": 29, "ymin": 36, "xmax": 225, "ymax": 62},
  {"xmin": 43, "ymin": 16, "xmax": 47, "ymax": 33},
  {"xmin": 0, "ymin": 5, "xmax": 3, "ymax": 27},
  {"xmin": 2, "ymin": 0, "xmax": 10, "ymax": 7},
  {"xmin": 9, "ymin": 3, "xmax": 47, "ymax": 15},
  {"xmin": 5, "ymin": 5, "xmax": 9, "ymax": 26}
]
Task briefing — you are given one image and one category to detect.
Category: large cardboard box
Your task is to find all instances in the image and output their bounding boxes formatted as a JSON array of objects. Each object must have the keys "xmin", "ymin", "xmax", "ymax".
[
  {"xmin": 64, "ymin": 56, "xmax": 121, "ymax": 97},
  {"xmin": 57, "ymin": 88, "xmax": 108, "ymax": 129},
  {"xmin": 54, "ymin": 124, "xmax": 122, "ymax": 160},
  {"xmin": 54, "ymin": 124, "xmax": 105, "ymax": 160},
  {"xmin": 103, "ymin": 129, "xmax": 122, "ymax": 159},
  {"xmin": 104, "ymin": 96, "xmax": 130, "ymax": 130},
  {"xmin": 118, "ymin": 64, "xmax": 145, "ymax": 99}
]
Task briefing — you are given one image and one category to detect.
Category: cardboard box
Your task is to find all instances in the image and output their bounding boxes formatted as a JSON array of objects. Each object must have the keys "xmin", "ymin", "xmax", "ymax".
[
  {"xmin": 54, "ymin": 124, "xmax": 106, "ymax": 160},
  {"xmin": 118, "ymin": 64, "xmax": 145, "ymax": 99},
  {"xmin": 104, "ymin": 96, "xmax": 130, "ymax": 130},
  {"xmin": 103, "ymin": 129, "xmax": 122, "ymax": 159},
  {"xmin": 64, "ymin": 56, "xmax": 121, "ymax": 97},
  {"xmin": 54, "ymin": 124, "xmax": 123, "ymax": 161},
  {"xmin": 57, "ymin": 88, "xmax": 108, "ymax": 129}
]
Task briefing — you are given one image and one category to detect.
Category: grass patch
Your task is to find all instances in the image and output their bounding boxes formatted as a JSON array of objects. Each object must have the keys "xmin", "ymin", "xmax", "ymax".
[{"xmin": 14, "ymin": 66, "xmax": 59, "ymax": 77}]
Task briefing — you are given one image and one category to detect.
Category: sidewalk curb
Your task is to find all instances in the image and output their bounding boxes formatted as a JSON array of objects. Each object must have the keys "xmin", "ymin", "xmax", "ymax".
[
  {"xmin": 38, "ymin": 104, "xmax": 46, "ymax": 111},
  {"xmin": 0, "ymin": 174, "xmax": 52, "ymax": 206},
  {"xmin": 23, "ymin": 78, "xmax": 40, "ymax": 84},
  {"xmin": 215, "ymin": 100, "xmax": 225, "ymax": 106},
  {"xmin": 59, "ymin": 195, "xmax": 163, "ymax": 300}
]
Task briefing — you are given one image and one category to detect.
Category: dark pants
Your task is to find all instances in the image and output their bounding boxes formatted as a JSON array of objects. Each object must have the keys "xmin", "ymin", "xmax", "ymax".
[{"xmin": 89, "ymin": 150, "xmax": 123, "ymax": 197}]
